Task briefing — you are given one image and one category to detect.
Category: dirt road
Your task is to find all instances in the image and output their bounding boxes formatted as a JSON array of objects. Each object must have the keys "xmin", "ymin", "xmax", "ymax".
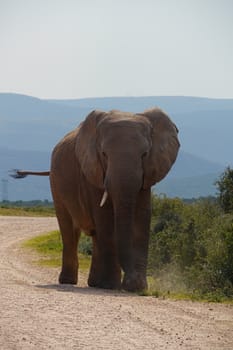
[{"xmin": 0, "ymin": 216, "xmax": 232, "ymax": 349}]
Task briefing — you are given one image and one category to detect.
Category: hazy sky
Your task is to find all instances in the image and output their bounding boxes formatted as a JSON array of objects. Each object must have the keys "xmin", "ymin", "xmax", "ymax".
[{"xmin": 0, "ymin": 0, "xmax": 232, "ymax": 99}]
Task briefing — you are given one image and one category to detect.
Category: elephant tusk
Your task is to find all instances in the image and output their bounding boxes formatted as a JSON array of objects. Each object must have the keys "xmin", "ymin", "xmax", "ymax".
[{"xmin": 100, "ymin": 191, "xmax": 108, "ymax": 207}]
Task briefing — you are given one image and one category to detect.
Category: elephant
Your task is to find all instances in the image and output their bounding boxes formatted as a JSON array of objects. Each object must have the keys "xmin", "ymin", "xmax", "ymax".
[{"xmin": 13, "ymin": 108, "xmax": 180, "ymax": 292}]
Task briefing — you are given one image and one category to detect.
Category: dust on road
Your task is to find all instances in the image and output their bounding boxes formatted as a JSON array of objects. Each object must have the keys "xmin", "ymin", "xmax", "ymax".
[{"xmin": 0, "ymin": 216, "xmax": 232, "ymax": 349}]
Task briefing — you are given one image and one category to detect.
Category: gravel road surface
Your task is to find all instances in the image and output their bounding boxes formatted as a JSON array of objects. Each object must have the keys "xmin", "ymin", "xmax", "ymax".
[{"xmin": 0, "ymin": 216, "xmax": 232, "ymax": 349}]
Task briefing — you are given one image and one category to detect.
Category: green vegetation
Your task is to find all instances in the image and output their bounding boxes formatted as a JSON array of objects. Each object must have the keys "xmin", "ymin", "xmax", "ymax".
[
  {"xmin": 0, "ymin": 200, "xmax": 55, "ymax": 216},
  {"xmin": 215, "ymin": 166, "xmax": 233, "ymax": 213},
  {"xmin": 24, "ymin": 230, "xmax": 62, "ymax": 266},
  {"xmin": 0, "ymin": 206, "xmax": 55, "ymax": 216},
  {"xmin": 0, "ymin": 199, "xmax": 54, "ymax": 207},
  {"xmin": 148, "ymin": 193, "xmax": 233, "ymax": 302},
  {"xmin": 24, "ymin": 231, "xmax": 91, "ymax": 270}
]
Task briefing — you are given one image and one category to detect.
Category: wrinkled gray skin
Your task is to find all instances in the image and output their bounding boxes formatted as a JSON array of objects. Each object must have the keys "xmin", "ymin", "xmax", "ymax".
[{"xmin": 15, "ymin": 108, "xmax": 180, "ymax": 292}]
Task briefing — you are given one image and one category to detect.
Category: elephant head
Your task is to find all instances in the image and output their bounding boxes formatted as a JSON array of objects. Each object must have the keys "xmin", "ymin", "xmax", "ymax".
[
  {"xmin": 76, "ymin": 108, "xmax": 179, "ymax": 291},
  {"xmin": 76, "ymin": 108, "xmax": 179, "ymax": 193}
]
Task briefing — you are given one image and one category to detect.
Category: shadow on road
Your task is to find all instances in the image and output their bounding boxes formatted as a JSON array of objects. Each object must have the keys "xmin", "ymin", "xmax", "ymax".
[{"xmin": 36, "ymin": 283, "xmax": 135, "ymax": 297}]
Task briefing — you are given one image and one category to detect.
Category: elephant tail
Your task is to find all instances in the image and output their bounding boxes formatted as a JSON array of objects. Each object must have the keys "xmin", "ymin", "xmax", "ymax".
[{"xmin": 9, "ymin": 169, "xmax": 50, "ymax": 179}]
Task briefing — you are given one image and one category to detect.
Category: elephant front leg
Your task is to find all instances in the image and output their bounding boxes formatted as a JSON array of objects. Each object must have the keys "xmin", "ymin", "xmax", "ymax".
[
  {"xmin": 56, "ymin": 209, "xmax": 80, "ymax": 284},
  {"xmin": 88, "ymin": 234, "xmax": 121, "ymax": 289},
  {"xmin": 59, "ymin": 232, "xmax": 79, "ymax": 284}
]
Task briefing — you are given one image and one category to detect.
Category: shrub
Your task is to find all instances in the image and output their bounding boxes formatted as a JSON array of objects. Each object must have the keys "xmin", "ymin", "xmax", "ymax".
[
  {"xmin": 215, "ymin": 166, "xmax": 233, "ymax": 213},
  {"xmin": 148, "ymin": 194, "xmax": 233, "ymax": 299}
]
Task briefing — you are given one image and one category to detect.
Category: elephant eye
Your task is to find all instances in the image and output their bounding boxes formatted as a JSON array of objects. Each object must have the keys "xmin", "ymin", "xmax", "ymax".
[
  {"xmin": 102, "ymin": 151, "xmax": 107, "ymax": 159},
  {"xmin": 142, "ymin": 151, "xmax": 148, "ymax": 159}
]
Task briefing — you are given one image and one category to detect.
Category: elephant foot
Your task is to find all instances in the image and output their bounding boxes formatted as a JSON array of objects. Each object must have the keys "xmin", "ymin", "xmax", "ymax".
[
  {"xmin": 122, "ymin": 272, "xmax": 147, "ymax": 292},
  {"xmin": 88, "ymin": 275, "xmax": 121, "ymax": 290},
  {"xmin": 59, "ymin": 271, "xmax": 77, "ymax": 285}
]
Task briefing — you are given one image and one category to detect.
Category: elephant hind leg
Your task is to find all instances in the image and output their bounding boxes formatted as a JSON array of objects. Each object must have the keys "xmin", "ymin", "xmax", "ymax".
[{"xmin": 56, "ymin": 207, "xmax": 80, "ymax": 284}]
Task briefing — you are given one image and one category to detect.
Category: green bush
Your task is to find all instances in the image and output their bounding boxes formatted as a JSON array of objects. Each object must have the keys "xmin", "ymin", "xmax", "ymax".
[
  {"xmin": 215, "ymin": 166, "xmax": 233, "ymax": 213},
  {"xmin": 148, "ymin": 194, "xmax": 233, "ymax": 300},
  {"xmin": 78, "ymin": 234, "xmax": 92, "ymax": 255}
]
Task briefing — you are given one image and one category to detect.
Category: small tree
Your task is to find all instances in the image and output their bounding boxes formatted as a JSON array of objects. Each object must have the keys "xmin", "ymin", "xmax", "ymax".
[{"xmin": 215, "ymin": 166, "xmax": 233, "ymax": 213}]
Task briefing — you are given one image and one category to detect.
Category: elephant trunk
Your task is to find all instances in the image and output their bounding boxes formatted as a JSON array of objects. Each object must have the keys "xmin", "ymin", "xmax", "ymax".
[
  {"xmin": 113, "ymin": 192, "xmax": 148, "ymax": 291},
  {"xmin": 114, "ymin": 198, "xmax": 136, "ymax": 274},
  {"xmin": 104, "ymin": 158, "xmax": 147, "ymax": 291},
  {"xmin": 107, "ymin": 170, "xmax": 142, "ymax": 276}
]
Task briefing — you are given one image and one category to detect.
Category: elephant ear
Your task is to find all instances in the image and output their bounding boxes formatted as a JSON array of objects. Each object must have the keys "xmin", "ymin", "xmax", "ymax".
[
  {"xmin": 75, "ymin": 110, "xmax": 106, "ymax": 188},
  {"xmin": 142, "ymin": 108, "xmax": 180, "ymax": 189}
]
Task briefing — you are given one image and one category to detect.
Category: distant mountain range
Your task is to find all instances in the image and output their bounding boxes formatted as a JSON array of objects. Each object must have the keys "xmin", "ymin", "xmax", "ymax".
[{"xmin": 0, "ymin": 93, "xmax": 232, "ymax": 200}]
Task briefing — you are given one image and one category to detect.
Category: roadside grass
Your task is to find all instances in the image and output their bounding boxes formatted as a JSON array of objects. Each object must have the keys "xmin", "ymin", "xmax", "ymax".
[
  {"xmin": 0, "ymin": 206, "xmax": 55, "ymax": 217},
  {"xmin": 23, "ymin": 230, "xmax": 91, "ymax": 271},
  {"xmin": 142, "ymin": 277, "xmax": 233, "ymax": 303}
]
